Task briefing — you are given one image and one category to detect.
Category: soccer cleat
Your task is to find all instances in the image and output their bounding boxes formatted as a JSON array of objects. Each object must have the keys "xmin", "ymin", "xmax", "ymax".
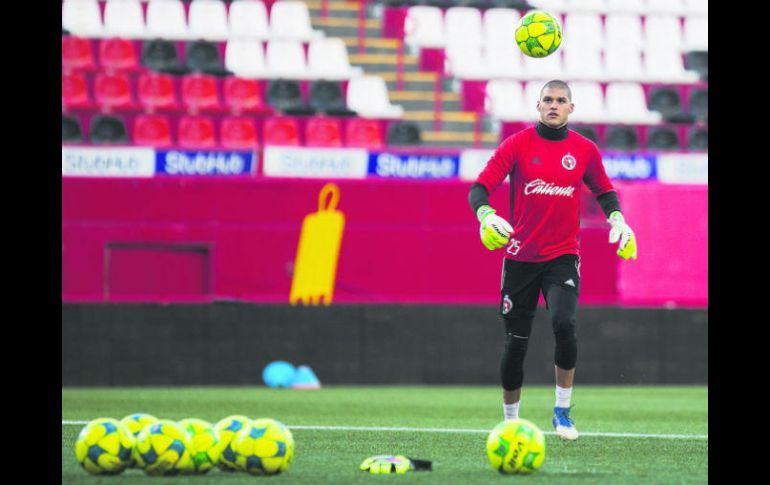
[{"xmin": 552, "ymin": 406, "xmax": 579, "ymax": 440}]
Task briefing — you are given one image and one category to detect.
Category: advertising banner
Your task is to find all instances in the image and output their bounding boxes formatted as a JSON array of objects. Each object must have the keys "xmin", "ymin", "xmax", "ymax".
[
  {"xmin": 601, "ymin": 154, "xmax": 658, "ymax": 181},
  {"xmin": 656, "ymin": 154, "xmax": 708, "ymax": 185},
  {"xmin": 155, "ymin": 150, "xmax": 256, "ymax": 176},
  {"xmin": 62, "ymin": 146, "xmax": 155, "ymax": 178},
  {"xmin": 262, "ymin": 147, "xmax": 369, "ymax": 179},
  {"xmin": 368, "ymin": 152, "xmax": 460, "ymax": 179}
]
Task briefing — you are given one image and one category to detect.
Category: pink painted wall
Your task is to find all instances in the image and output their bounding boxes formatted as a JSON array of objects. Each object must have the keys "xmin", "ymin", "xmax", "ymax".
[{"xmin": 62, "ymin": 177, "xmax": 706, "ymax": 307}]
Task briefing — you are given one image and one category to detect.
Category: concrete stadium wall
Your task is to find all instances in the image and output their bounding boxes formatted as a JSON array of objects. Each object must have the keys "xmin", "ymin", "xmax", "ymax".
[{"xmin": 62, "ymin": 303, "xmax": 707, "ymax": 386}]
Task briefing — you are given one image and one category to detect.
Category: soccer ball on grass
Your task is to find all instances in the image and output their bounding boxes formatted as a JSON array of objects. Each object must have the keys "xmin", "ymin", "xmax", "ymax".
[
  {"xmin": 231, "ymin": 418, "xmax": 295, "ymax": 475},
  {"xmin": 215, "ymin": 415, "xmax": 254, "ymax": 472},
  {"xmin": 74, "ymin": 417, "xmax": 135, "ymax": 475},
  {"xmin": 178, "ymin": 418, "xmax": 222, "ymax": 474},
  {"xmin": 515, "ymin": 11, "xmax": 562, "ymax": 58},
  {"xmin": 133, "ymin": 419, "xmax": 193, "ymax": 476},
  {"xmin": 486, "ymin": 418, "xmax": 546, "ymax": 474},
  {"xmin": 119, "ymin": 413, "xmax": 158, "ymax": 468}
]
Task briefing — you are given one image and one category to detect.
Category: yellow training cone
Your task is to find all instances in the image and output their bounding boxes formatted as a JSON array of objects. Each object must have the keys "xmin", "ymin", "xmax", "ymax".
[{"xmin": 289, "ymin": 183, "xmax": 345, "ymax": 305}]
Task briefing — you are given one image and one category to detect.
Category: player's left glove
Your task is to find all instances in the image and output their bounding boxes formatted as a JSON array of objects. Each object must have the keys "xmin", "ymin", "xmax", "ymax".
[
  {"xmin": 608, "ymin": 211, "xmax": 637, "ymax": 260},
  {"xmin": 359, "ymin": 455, "xmax": 433, "ymax": 474}
]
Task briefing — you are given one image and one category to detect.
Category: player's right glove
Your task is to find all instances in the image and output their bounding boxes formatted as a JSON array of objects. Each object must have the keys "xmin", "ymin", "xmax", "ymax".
[
  {"xmin": 476, "ymin": 205, "xmax": 513, "ymax": 250},
  {"xmin": 608, "ymin": 211, "xmax": 637, "ymax": 260}
]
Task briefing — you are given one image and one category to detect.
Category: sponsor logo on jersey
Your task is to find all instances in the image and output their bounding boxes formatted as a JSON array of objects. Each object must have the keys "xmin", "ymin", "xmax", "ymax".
[
  {"xmin": 523, "ymin": 178, "xmax": 576, "ymax": 197},
  {"xmin": 561, "ymin": 153, "xmax": 576, "ymax": 170}
]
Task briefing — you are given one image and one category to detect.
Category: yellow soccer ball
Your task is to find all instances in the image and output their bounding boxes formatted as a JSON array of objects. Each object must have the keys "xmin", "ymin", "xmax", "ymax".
[
  {"xmin": 74, "ymin": 417, "xmax": 135, "ymax": 475},
  {"xmin": 515, "ymin": 11, "xmax": 563, "ymax": 58},
  {"xmin": 214, "ymin": 415, "xmax": 254, "ymax": 472},
  {"xmin": 133, "ymin": 419, "xmax": 193, "ymax": 476},
  {"xmin": 178, "ymin": 418, "xmax": 221, "ymax": 474},
  {"xmin": 119, "ymin": 413, "xmax": 158, "ymax": 469},
  {"xmin": 486, "ymin": 418, "xmax": 546, "ymax": 474},
  {"xmin": 231, "ymin": 418, "xmax": 295, "ymax": 475}
]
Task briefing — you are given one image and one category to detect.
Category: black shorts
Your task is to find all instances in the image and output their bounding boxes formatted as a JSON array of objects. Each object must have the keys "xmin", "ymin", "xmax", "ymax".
[{"xmin": 499, "ymin": 254, "xmax": 580, "ymax": 318}]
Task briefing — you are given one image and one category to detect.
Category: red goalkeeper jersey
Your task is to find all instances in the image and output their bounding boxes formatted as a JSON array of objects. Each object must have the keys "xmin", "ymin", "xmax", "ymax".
[{"xmin": 475, "ymin": 125, "xmax": 615, "ymax": 262}]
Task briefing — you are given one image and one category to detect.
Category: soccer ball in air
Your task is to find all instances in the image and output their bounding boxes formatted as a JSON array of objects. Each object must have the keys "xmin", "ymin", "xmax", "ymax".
[
  {"xmin": 515, "ymin": 11, "xmax": 562, "ymax": 58},
  {"xmin": 74, "ymin": 417, "xmax": 135, "ymax": 475},
  {"xmin": 486, "ymin": 419, "xmax": 546, "ymax": 474},
  {"xmin": 215, "ymin": 415, "xmax": 254, "ymax": 472},
  {"xmin": 230, "ymin": 418, "xmax": 295, "ymax": 475},
  {"xmin": 119, "ymin": 413, "xmax": 158, "ymax": 468},
  {"xmin": 178, "ymin": 418, "xmax": 222, "ymax": 474},
  {"xmin": 133, "ymin": 419, "xmax": 193, "ymax": 476}
]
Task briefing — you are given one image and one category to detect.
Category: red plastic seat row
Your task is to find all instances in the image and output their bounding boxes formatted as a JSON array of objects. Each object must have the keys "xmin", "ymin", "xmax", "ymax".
[
  {"xmin": 63, "ymin": 37, "xmax": 141, "ymax": 73},
  {"xmin": 131, "ymin": 115, "xmax": 384, "ymax": 149},
  {"xmin": 62, "ymin": 72, "xmax": 271, "ymax": 115}
]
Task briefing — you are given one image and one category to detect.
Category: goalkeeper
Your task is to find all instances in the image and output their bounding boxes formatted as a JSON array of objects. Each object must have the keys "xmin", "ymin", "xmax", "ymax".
[{"xmin": 468, "ymin": 80, "xmax": 637, "ymax": 441}]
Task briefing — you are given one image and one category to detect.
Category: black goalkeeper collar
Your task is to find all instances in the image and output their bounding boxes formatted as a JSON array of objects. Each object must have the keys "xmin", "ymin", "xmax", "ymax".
[{"xmin": 536, "ymin": 122, "xmax": 568, "ymax": 141}]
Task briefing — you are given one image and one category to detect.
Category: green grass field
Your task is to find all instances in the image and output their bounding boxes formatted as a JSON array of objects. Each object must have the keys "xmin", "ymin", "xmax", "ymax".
[{"xmin": 62, "ymin": 386, "xmax": 707, "ymax": 484}]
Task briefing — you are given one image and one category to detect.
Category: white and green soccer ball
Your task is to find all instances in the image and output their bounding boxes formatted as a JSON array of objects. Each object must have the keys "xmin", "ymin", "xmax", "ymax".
[{"xmin": 74, "ymin": 417, "xmax": 135, "ymax": 475}]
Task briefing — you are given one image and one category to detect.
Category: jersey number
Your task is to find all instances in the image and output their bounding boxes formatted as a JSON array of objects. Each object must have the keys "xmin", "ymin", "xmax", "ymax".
[{"xmin": 506, "ymin": 238, "xmax": 522, "ymax": 256}]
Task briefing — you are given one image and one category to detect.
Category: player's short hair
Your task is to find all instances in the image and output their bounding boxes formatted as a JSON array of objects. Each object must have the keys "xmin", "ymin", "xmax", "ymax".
[{"xmin": 540, "ymin": 80, "xmax": 572, "ymax": 101}]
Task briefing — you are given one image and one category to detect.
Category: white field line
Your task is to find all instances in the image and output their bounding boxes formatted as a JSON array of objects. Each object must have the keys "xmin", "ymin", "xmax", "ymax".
[{"xmin": 61, "ymin": 421, "xmax": 707, "ymax": 440}]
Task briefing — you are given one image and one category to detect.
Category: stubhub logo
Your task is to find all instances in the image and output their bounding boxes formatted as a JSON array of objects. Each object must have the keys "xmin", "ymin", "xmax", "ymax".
[
  {"xmin": 159, "ymin": 151, "xmax": 254, "ymax": 176},
  {"xmin": 602, "ymin": 155, "xmax": 656, "ymax": 180},
  {"xmin": 371, "ymin": 153, "xmax": 458, "ymax": 179}
]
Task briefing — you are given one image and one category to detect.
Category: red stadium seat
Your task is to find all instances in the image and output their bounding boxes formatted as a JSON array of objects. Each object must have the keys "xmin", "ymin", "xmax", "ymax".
[
  {"xmin": 137, "ymin": 72, "xmax": 180, "ymax": 113},
  {"xmin": 62, "ymin": 72, "xmax": 93, "ymax": 110},
  {"xmin": 178, "ymin": 115, "xmax": 217, "ymax": 149},
  {"xmin": 223, "ymin": 77, "xmax": 270, "ymax": 114},
  {"xmin": 221, "ymin": 117, "xmax": 259, "ymax": 149},
  {"xmin": 263, "ymin": 117, "xmax": 300, "ymax": 146},
  {"xmin": 93, "ymin": 72, "xmax": 137, "ymax": 111},
  {"xmin": 62, "ymin": 36, "xmax": 95, "ymax": 72},
  {"xmin": 133, "ymin": 114, "xmax": 173, "ymax": 147},
  {"xmin": 345, "ymin": 118, "xmax": 384, "ymax": 149},
  {"xmin": 305, "ymin": 117, "xmax": 342, "ymax": 147},
  {"xmin": 99, "ymin": 38, "xmax": 141, "ymax": 73},
  {"xmin": 181, "ymin": 74, "xmax": 224, "ymax": 114}
]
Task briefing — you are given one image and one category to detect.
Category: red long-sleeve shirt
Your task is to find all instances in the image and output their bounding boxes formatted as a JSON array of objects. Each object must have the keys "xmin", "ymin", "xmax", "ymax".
[{"xmin": 475, "ymin": 126, "xmax": 615, "ymax": 262}]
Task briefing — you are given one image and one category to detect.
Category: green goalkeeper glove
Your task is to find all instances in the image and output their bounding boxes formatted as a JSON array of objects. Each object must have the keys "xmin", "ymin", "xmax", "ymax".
[
  {"xmin": 608, "ymin": 211, "xmax": 637, "ymax": 260},
  {"xmin": 477, "ymin": 205, "xmax": 513, "ymax": 250},
  {"xmin": 359, "ymin": 455, "xmax": 432, "ymax": 474}
]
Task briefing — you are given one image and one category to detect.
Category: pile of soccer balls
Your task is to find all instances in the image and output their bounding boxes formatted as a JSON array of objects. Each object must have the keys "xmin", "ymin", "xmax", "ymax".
[{"xmin": 74, "ymin": 413, "xmax": 294, "ymax": 476}]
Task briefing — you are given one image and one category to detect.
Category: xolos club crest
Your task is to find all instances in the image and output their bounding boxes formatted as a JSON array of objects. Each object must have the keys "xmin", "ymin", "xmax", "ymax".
[
  {"xmin": 561, "ymin": 153, "xmax": 576, "ymax": 170},
  {"xmin": 502, "ymin": 295, "xmax": 513, "ymax": 315}
]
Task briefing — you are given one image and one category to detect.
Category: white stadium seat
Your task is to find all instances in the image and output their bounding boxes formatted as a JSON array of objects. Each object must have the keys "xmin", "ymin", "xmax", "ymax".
[
  {"xmin": 188, "ymin": 0, "xmax": 229, "ymax": 41},
  {"xmin": 522, "ymin": 52, "xmax": 563, "ymax": 80},
  {"xmin": 228, "ymin": 0, "xmax": 271, "ymax": 40},
  {"xmin": 564, "ymin": 0, "xmax": 606, "ymax": 13},
  {"xmin": 62, "ymin": 0, "xmax": 104, "ymax": 37},
  {"xmin": 644, "ymin": 47, "xmax": 700, "ymax": 83},
  {"xmin": 483, "ymin": 8, "xmax": 520, "ymax": 48},
  {"xmin": 563, "ymin": 47, "xmax": 604, "ymax": 80},
  {"xmin": 347, "ymin": 76, "xmax": 405, "ymax": 119},
  {"xmin": 308, "ymin": 38, "xmax": 364, "ymax": 80},
  {"xmin": 644, "ymin": 15, "xmax": 684, "ymax": 52},
  {"xmin": 682, "ymin": 0, "xmax": 708, "ymax": 15},
  {"xmin": 445, "ymin": 44, "xmax": 490, "ymax": 80},
  {"xmin": 444, "ymin": 7, "xmax": 484, "ymax": 48},
  {"xmin": 145, "ymin": 0, "xmax": 189, "ymax": 39},
  {"xmin": 103, "ymin": 0, "xmax": 145, "ymax": 39},
  {"xmin": 604, "ymin": 13, "xmax": 644, "ymax": 50},
  {"xmin": 484, "ymin": 42, "xmax": 525, "ymax": 80},
  {"xmin": 645, "ymin": 0, "xmax": 686, "ymax": 16},
  {"xmin": 562, "ymin": 13, "xmax": 603, "ymax": 52},
  {"xmin": 566, "ymin": 81, "xmax": 607, "ymax": 123},
  {"xmin": 225, "ymin": 39, "xmax": 268, "ymax": 78},
  {"xmin": 605, "ymin": 82, "xmax": 663, "ymax": 124},
  {"xmin": 403, "ymin": 5, "xmax": 446, "ymax": 51},
  {"xmin": 527, "ymin": 0, "xmax": 568, "ymax": 15},
  {"xmin": 269, "ymin": 0, "xmax": 323, "ymax": 41},
  {"xmin": 683, "ymin": 16, "xmax": 708, "ymax": 51},
  {"xmin": 604, "ymin": 44, "xmax": 645, "ymax": 81},
  {"xmin": 485, "ymin": 79, "xmax": 529, "ymax": 121},
  {"xmin": 265, "ymin": 39, "xmax": 309, "ymax": 79},
  {"xmin": 604, "ymin": 0, "xmax": 646, "ymax": 14}
]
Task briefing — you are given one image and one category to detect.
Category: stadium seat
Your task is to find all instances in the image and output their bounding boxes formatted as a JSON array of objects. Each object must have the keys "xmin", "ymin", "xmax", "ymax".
[
  {"xmin": 62, "ymin": 114, "xmax": 84, "ymax": 143},
  {"xmin": 567, "ymin": 82, "xmax": 607, "ymax": 123},
  {"xmin": 645, "ymin": 126, "xmax": 681, "ymax": 151},
  {"xmin": 347, "ymin": 76, "xmax": 405, "ymax": 119},
  {"xmin": 305, "ymin": 117, "xmax": 343, "ymax": 147},
  {"xmin": 644, "ymin": 47, "xmax": 700, "ymax": 84},
  {"xmin": 484, "ymin": 42, "xmax": 524, "ymax": 79},
  {"xmin": 103, "ymin": 0, "xmax": 145, "ymax": 38},
  {"xmin": 485, "ymin": 79, "xmax": 529, "ymax": 121},
  {"xmin": 522, "ymin": 81, "xmax": 551, "ymax": 121},
  {"xmin": 606, "ymin": 82, "xmax": 662, "ymax": 124},
  {"xmin": 62, "ymin": 72, "xmax": 94, "ymax": 111},
  {"xmin": 188, "ymin": 0, "xmax": 229, "ymax": 41},
  {"xmin": 220, "ymin": 116, "xmax": 259, "ymax": 149},
  {"xmin": 89, "ymin": 115, "xmax": 129, "ymax": 144},
  {"xmin": 145, "ymin": 0, "xmax": 189, "ymax": 39},
  {"xmin": 225, "ymin": 40, "xmax": 268, "ymax": 79},
  {"xmin": 525, "ymin": 0, "xmax": 567, "ymax": 14},
  {"xmin": 309, "ymin": 81, "xmax": 357, "ymax": 116},
  {"xmin": 522, "ymin": 53, "xmax": 562, "ymax": 80},
  {"xmin": 307, "ymin": 38, "xmax": 364, "ymax": 80},
  {"xmin": 99, "ymin": 38, "xmax": 141, "ymax": 73},
  {"xmin": 403, "ymin": 5, "xmax": 446, "ymax": 51},
  {"xmin": 683, "ymin": 16, "xmax": 708, "ymax": 51},
  {"xmin": 62, "ymin": 0, "xmax": 103, "ymax": 37},
  {"xmin": 142, "ymin": 39, "xmax": 187, "ymax": 75},
  {"xmin": 93, "ymin": 72, "xmax": 138, "ymax": 111},
  {"xmin": 604, "ymin": 44, "xmax": 644, "ymax": 81},
  {"xmin": 687, "ymin": 126, "xmax": 708, "ymax": 150},
  {"xmin": 644, "ymin": 15, "xmax": 683, "ymax": 53},
  {"xmin": 266, "ymin": 79, "xmax": 315, "ymax": 115},
  {"xmin": 265, "ymin": 40, "xmax": 309, "ymax": 79},
  {"xmin": 137, "ymin": 72, "xmax": 181, "ymax": 113},
  {"xmin": 228, "ymin": 0, "xmax": 270, "ymax": 40},
  {"xmin": 186, "ymin": 41, "xmax": 229, "ymax": 76},
  {"xmin": 648, "ymin": 86, "xmax": 682, "ymax": 119},
  {"xmin": 562, "ymin": 13, "xmax": 603, "ymax": 52},
  {"xmin": 482, "ymin": 8, "xmax": 520, "ymax": 48},
  {"xmin": 263, "ymin": 116, "xmax": 301, "ymax": 146},
  {"xmin": 62, "ymin": 36, "xmax": 96, "ymax": 73},
  {"xmin": 604, "ymin": 125, "xmax": 639, "ymax": 151},
  {"xmin": 604, "ymin": 14, "xmax": 644, "ymax": 51},
  {"xmin": 224, "ymin": 77, "xmax": 270, "ymax": 114},
  {"xmin": 387, "ymin": 121, "xmax": 422, "ymax": 146},
  {"xmin": 683, "ymin": 0, "xmax": 708, "ymax": 15},
  {"xmin": 604, "ymin": 0, "xmax": 645, "ymax": 13},
  {"xmin": 646, "ymin": 0, "xmax": 685, "ymax": 16},
  {"xmin": 565, "ymin": 0, "xmax": 606, "ymax": 13},
  {"xmin": 688, "ymin": 88, "xmax": 708, "ymax": 121},
  {"xmin": 133, "ymin": 114, "xmax": 173, "ymax": 147},
  {"xmin": 345, "ymin": 118, "xmax": 384, "ymax": 149},
  {"xmin": 269, "ymin": 0, "xmax": 322, "ymax": 41},
  {"xmin": 444, "ymin": 7, "xmax": 484, "ymax": 48},
  {"xmin": 571, "ymin": 124, "xmax": 600, "ymax": 145},
  {"xmin": 181, "ymin": 74, "xmax": 225, "ymax": 114},
  {"xmin": 563, "ymin": 48, "xmax": 604, "ymax": 80},
  {"xmin": 178, "ymin": 115, "xmax": 217, "ymax": 149},
  {"xmin": 686, "ymin": 51, "xmax": 708, "ymax": 81},
  {"xmin": 445, "ymin": 44, "xmax": 490, "ymax": 80}
]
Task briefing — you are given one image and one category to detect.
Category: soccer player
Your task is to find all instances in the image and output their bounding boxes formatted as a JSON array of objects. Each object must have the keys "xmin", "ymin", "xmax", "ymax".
[{"xmin": 468, "ymin": 80, "xmax": 637, "ymax": 440}]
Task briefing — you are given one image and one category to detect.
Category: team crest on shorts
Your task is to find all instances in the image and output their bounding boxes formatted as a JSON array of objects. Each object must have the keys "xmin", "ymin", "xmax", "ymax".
[
  {"xmin": 561, "ymin": 153, "xmax": 576, "ymax": 170},
  {"xmin": 502, "ymin": 295, "xmax": 513, "ymax": 314}
]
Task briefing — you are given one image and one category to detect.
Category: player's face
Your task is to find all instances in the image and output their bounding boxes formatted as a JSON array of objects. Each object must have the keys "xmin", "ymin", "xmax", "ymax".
[{"xmin": 537, "ymin": 87, "xmax": 574, "ymax": 128}]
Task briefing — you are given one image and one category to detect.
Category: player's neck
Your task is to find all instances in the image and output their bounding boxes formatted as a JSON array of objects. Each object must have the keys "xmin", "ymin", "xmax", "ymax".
[{"xmin": 536, "ymin": 121, "xmax": 568, "ymax": 141}]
